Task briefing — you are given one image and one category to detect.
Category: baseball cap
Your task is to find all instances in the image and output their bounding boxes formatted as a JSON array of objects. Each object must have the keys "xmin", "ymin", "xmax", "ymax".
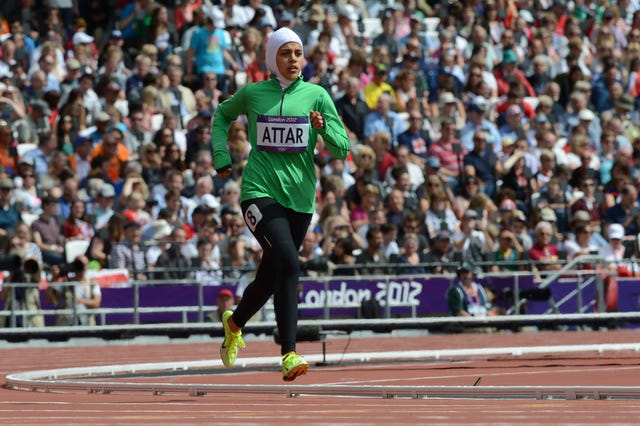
[
  {"xmin": 308, "ymin": 4, "xmax": 326, "ymax": 22},
  {"xmin": 571, "ymin": 210, "xmax": 591, "ymax": 224},
  {"xmin": 99, "ymin": 183, "xmax": 116, "ymax": 198},
  {"xmin": 65, "ymin": 58, "xmax": 81, "ymax": 71},
  {"xmin": 72, "ymin": 31, "xmax": 94, "ymax": 45},
  {"xmin": 457, "ymin": 261, "xmax": 474, "ymax": 273},
  {"xmin": 540, "ymin": 207, "xmax": 557, "ymax": 222},
  {"xmin": 94, "ymin": 111, "xmax": 111, "ymax": 122},
  {"xmin": 0, "ymin": 177, "xmax": 14, "ymax": 189},
  {"xmin": 124, "ymin": 221, "xmax": 142, "ymax": 230},
  {"xmin": 435, "ymin": 229, "xmax": 451, "ymax": 240},
  {"xmin": 152, "ymin": 219, "xmax": 173, "ymax": 240},
  {"xmin": 375, "ymin": 63, "xmax": 388, "ymax": 73},
  {"xmin": 502, "ymin": 49, "xmax": 518, "ymax": 64},
  {"xmin": 608, "ymin": 223, "xmax": 625, "ymax": 240},
  {"xmin": 192, "ymin": 205, "xmax": 213, "ymax": 216},
  {"xmin": 462, "ymin": 209, "xmax": 479, "ymax": 219},
  {"xmin": 440, "ymin": 92, "xmax": 457, "ymax": 104},
  {"xmin": 578, "ymin": 109, "xmax": 595, "ymax": 121},
  {"xmin": 218, "ymin": 288, "xmax": 234, "ymax": 298},
  {"xmin": 110, "ymin": 30, "xmax": 123, "ymax": 39},
  {"xmin": 425, "ymin": 156, "xmax": 441, "ymax": 169},
  {"xmin": 616, "ymin": 94, "xmax": 635, "ymax": 111}
]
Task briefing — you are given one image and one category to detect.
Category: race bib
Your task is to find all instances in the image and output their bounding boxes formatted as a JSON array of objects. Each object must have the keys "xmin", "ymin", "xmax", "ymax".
[{"xmin": 256, "ymin": 115, "xmax": 309, "ymax": 153}]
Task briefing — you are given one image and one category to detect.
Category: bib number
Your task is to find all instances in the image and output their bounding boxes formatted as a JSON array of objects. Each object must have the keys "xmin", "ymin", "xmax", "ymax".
[
  {"xmin": 244, "ymin": 203, "xmax": 263, "ymax": 233},
  {"xmin": 256, "ymin": 115, "xmax": 309, "ymax": 153}
]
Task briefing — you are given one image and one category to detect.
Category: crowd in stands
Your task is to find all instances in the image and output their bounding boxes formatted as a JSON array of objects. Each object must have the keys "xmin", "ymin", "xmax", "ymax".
[{"xmin": 0, "ymin": 0, "xmax": 640, "ymax": 297}]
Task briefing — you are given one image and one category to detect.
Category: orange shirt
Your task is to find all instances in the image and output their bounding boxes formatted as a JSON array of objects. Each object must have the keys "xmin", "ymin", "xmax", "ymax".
[{"xmin": 89, "ymin": 142, "xmax": 130, "ymax": 183}]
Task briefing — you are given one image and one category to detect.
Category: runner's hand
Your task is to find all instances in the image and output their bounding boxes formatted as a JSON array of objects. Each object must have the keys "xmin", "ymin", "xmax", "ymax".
[{"xmin": 310, "ymin": 111, "xmax": 325, "ymax": 129}]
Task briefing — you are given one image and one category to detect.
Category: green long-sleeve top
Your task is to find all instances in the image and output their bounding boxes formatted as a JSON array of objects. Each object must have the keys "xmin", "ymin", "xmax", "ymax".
[{"xmin": 212, "ymin": 76, "xmax": 350, "ymax": 214}]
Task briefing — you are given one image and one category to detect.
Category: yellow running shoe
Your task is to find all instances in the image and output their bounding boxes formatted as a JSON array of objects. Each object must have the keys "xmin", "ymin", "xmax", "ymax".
[
  {"xmin": 220, "ymin": 311, "xmax": 245, "ymax": 367},
  {"xmin": 282, "ymin": 352, "xmax": 308, "ymax": 382}
]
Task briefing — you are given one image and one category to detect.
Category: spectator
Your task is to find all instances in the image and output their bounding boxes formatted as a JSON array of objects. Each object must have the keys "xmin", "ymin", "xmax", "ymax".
[
  {"xmin": 529, "ymin": 220, "xmax": 562, "ymax": 273},
  {"xmin": 423, "ymin": 229, "xmax": 456, "ymax": 274},
  {"xmin": 186, "ymin": 7, "xmax": 238, "ymax": 93},
  {"xmin": 154, "ymin": 227, "xmax": 191, "ymax": 280},
  {"xmin": 30, "ymin": 194, "xmax": 64, "ymax": 266},
  {"xmin": 397, "ymin": 232, "xmax": 425, "ymax": 275},
  {"xmin": 335, "ymin": 76, "xmax": 369, "ymax": 143},
  {"xmin": 51, "ymin": 255, "xmax": 102, "ymax": 326},
  {"xmin": 363, "ymin": 94, "xmax": 404, "ymax": 147},
  {"xmin": 446, "ymin": 262, "xmax": 494, "ymax": 317},
  {"xmin": 397, "ymin": 109, "xmax": 430, "ymax": 165},
  {"xmin": 453, "ymin": 209, "xmax": 493, "ymax": 269},
  {"xmin": 604, "ymin": 183, "xmax": 640, "ymax": 236},
  {"xmin": 110, "ymin": 220, "xmax": 147, "ymax": 280},
  {"xmin": 355, "ymin": 226, "xmax": 388, "ymax": 276},
  {"xmin": 491, "ymin": 229, "xmax": 524, "ymax": 272},
  {"xmin": 63, "ymin": 198, "xmax": 95, "ymax": 242},
  {"xmin": 428, "ymin": 118, "xmax": 465, "ymax": 192},
  {"xmin": 363, "ymin": 64, "xmax": 396, "ymax": 110}
]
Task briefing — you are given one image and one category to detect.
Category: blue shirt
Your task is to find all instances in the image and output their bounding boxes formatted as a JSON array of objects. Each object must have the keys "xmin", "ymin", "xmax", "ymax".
[
  {"xmin": 190, "ymin": 27, "xmax": 227, "ymax": 75},
  {"xmin": 21, "ymin": 147, "xmax": 48, "ymax": 177},
  {"xmin": 363, "ymin": 111, "xmax": 405, "ymax": 145}
]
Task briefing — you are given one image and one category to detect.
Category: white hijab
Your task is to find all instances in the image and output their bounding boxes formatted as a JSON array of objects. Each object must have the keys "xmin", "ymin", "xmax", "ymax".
[{"xmin": 265, "ymin": 27, "xmax": 303, "ymax": 91}]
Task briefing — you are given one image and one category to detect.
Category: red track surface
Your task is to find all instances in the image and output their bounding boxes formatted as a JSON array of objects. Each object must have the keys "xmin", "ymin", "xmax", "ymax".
[{"xmin": 1, "ymin": 329, "xmax": 640, "ymax": 425}]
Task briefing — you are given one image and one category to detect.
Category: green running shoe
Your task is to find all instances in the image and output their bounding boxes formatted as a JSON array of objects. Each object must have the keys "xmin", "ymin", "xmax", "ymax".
[
  {"xmin": 220, "ymin": 311, "xmax": 245, "ymax": 367},
  {"xmin": 282, "ymin": 351, "xmax": 308, "ymax": 382}
]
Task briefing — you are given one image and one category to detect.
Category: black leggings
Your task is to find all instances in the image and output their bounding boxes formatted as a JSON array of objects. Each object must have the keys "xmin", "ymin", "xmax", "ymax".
[{"xmin": 232, "ymin": 197, "xmax": 312, "ymax": 355}]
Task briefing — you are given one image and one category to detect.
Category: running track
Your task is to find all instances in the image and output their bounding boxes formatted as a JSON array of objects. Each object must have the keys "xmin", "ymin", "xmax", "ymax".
[{"xmin": 1, "ymin": 329, "xmax": 640, "ymax": 425}]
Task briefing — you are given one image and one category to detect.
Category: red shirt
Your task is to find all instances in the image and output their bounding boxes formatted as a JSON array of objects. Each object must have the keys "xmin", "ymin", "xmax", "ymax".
[{"xmin": 529, "ymin": 243, "xmax": 559, "ymax": 262}]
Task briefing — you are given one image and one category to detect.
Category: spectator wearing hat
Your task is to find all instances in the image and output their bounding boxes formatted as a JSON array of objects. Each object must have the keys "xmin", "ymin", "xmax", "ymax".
[
  {"xmin": 599, "ymin": 222, "xmax": 635, "ymax": 276},
  {"xmin": 88, "ymin": 183, "xmax": 116, "ymax": 231},
  {"xmin": 363, "ymin": 63, "xmax": 397, "ymax": 110},
  {"xmin": 99, "ymin": 78, "xmax": 128, "ymax": 120},
  {"xmin": 460, "ymin": 100, "xmax": 501, "ymax": 154},
  {"xmin": 447, "ymin": 262, "xmax": 493, "ymax": 317},
  {"xmin": 214, "ymin": 287, "xmax": 236, "ymax": 322},
  {"xmin": 493, "ymin": 49, "xmax": 535, "ymax": 97},
  {"xmin": 437, "ymin": 91, "xmax": 466, "ymax": 132},
  {"xmin": 423, "ymin": 229, "xmax": 456, "ymax": 274},
  {"xmin": 110, "ymin": 220, "xmax": 147, "ymax": 280}
]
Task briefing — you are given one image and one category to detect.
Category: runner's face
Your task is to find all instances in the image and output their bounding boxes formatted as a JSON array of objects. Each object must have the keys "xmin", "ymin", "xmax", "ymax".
[{"xmin": 276, "ymin": 42, "xmax": 304, "ymax": 81}]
